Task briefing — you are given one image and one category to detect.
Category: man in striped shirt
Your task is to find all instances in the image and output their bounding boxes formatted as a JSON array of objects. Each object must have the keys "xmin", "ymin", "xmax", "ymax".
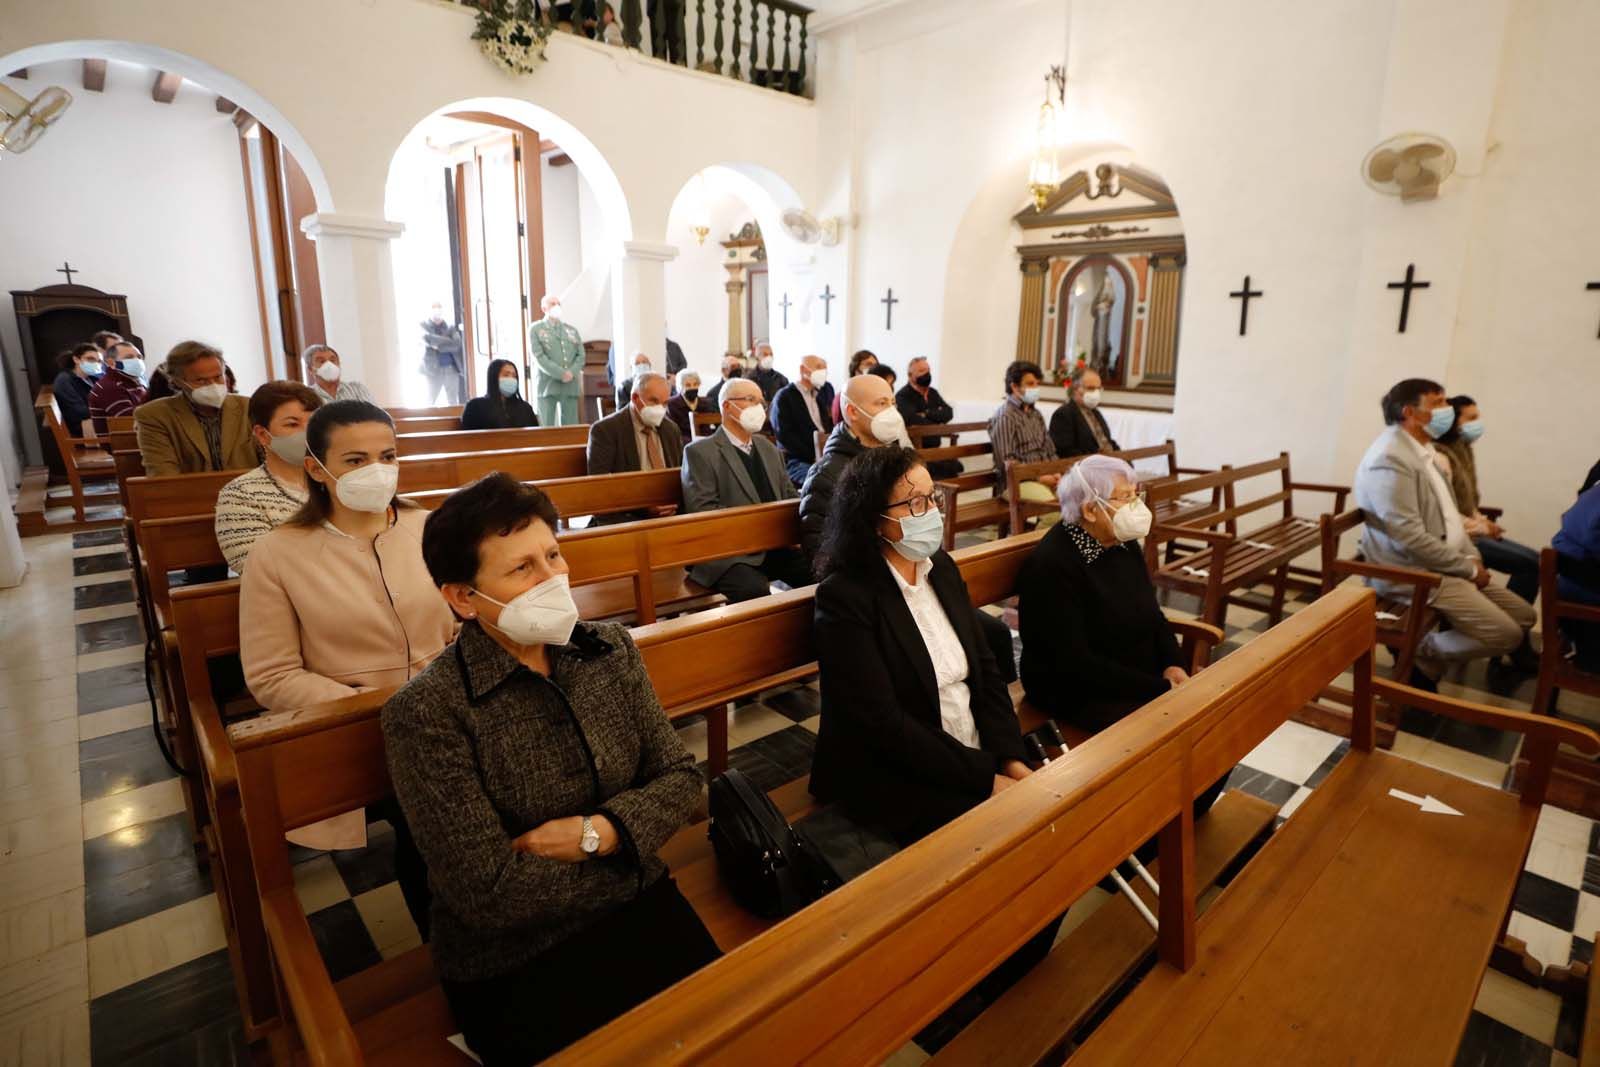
[
  {"xmin": 88, "ymin": 340, "xmax": 150, "ymax": 434},
  {"xmin": 988, "ymin": 360, "xmax": 1062, "ymax": 523}
]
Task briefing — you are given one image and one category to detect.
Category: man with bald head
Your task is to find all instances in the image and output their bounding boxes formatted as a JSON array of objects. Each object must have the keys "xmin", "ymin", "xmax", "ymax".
[
  {"xmin": 771, "ymin": 354, "xmax": 835, "ymax": 486},
  {"xmin": 798, "ymin": 373, "xmax": 904, "ymax": 557},
  {"xmin": 681, "ymin": 377, "xmax": 809, "ymax": 602}
]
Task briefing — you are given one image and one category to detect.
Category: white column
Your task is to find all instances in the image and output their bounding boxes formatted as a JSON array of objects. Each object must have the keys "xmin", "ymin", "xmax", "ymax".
[
  {"xmin": 0, "ymin": 494, "xmax": 25, "ymax": 589},
  {"xmin": 300, "ymin": 214, "xmax": 406, "ymax": 405},
  {"xmin": 611, "ymin": 241, "xmax": 678, "ymax": 379}
]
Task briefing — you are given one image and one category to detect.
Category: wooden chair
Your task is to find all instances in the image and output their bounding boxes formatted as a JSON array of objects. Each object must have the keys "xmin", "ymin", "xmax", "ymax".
[
  {"xmin": 35, "ymin": 390, "xmax": 116, "ymax": 521},
  {"xmin": 1296, "ymin": 508, "xmax": 1440, "ymax": 746},
  {"xmin": 1145, "ymin": 454, "xmax": 1348, "ymax": 629},
  {"xmin": 560, "ymin": 587, "xmax": 1598, "ymax": 1066}
]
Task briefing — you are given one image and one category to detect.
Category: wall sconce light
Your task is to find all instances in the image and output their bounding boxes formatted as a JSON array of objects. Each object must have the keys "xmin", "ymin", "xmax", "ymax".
[{"xmin": 1027, "ymin": 65, "xmax": 1067, "ymax": 213}]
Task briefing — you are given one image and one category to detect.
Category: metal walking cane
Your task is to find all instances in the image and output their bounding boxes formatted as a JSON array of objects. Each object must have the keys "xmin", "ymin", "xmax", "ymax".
[{"xmin": 1023, "ymin": 721, "xmax": 1161, "ymax": 933}]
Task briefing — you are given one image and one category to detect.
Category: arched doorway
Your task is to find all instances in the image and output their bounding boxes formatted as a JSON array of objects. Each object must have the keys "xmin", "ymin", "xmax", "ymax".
[{"xmin": 384, "ymin": 98, "xmax": 631, "ymax": 411}]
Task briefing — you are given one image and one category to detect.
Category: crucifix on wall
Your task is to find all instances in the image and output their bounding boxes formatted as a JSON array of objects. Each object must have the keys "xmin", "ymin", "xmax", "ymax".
[
  {"xmin": 1386, "ymin": 264, "xmax": 1431, "ymax": 333},
  {"xmin": 881, "ymin": 288, "xmax": 899, "ymax": 330},
  {"xmin": 1228, "ymin": 275, "xmax": 1262, "ymax": 336},
  {"xmin": 820, "ymin": 285, "xmax": 835, "ymax": 325},
  {"xmin": 56, "ymin": 261, "xmax": 78, "ymax": 285},
  {"xmin": 779, "ymin": 292, "xmax": 793, "ymax": 329}
]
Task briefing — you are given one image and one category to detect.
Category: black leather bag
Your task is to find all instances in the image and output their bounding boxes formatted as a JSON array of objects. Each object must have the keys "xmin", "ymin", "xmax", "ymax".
[{"xmin": 707, "ymin": 769, "xmax": 840, "ymax": 918}]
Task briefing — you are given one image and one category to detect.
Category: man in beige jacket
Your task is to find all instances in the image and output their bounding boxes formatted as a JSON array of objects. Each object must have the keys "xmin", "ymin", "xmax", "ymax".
[{"xmin": 134, "ymin": 340, "xmax": 257, "ymax": 475}]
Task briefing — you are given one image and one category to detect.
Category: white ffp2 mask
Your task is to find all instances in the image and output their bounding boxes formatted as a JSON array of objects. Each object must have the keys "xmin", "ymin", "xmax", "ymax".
[{"xmin": 474, "ymin": 574, "xmax": 580, "ymax": 647}]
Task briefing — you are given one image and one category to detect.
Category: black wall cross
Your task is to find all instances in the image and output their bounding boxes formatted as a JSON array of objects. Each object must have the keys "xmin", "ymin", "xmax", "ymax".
[
  {"xmin": 1229, "ymin": 275, "xmax": 1263, "ymax": 336},
  {"xmin": 820, "ymin": 285, "xmax": 835, "ymax": 325},
  {"xmin": 779, "ymin": 292, "xmax": 793, "ymax": 329},
  {"xmin": 55, "ymin": 261, "xmax": 78, "ymax": 285},
  {"xmin": 1587, "ymin": 280, "xmax": 1600, "ymax": 339},
  {"xmin": 881, "ymin": 288, "xmax": 899, "ymax": 331},
  {"xmin": 1387, "ymin": 264, "xmax": 1431, "ymax": 334}
]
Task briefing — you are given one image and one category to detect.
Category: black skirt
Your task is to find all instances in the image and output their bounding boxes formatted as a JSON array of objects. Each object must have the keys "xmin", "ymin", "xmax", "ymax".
[{"xmin": 442, "ymin": 875, "xmax": 721, "ymax": 1066}]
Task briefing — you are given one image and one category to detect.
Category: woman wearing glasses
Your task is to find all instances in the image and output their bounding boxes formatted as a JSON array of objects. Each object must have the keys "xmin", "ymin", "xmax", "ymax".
[
  {"xmin": 809, "ymin": 445, "xmax": 1031, "ymax": 845},
  {"xmin": 1016, "ymin": 453, "xmax": 1193, "ymax": 734}
]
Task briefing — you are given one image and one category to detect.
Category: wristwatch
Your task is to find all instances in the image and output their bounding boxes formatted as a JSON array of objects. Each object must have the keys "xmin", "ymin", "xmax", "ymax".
[{"xmin": 580, "ymin": 815, "xmax": 601, "ymax": 857}]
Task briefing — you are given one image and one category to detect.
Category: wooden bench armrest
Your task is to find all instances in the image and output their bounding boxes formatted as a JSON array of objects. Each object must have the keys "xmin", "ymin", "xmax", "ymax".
[
  {"xmin": 1331, "ymin": 558, "xmax": 1442, "ymax": 592},
  {"xmin": 260, "ymin": 889, "xmax": 363, "ymax": 1067},
  {"xmin": 1371, "ymin": 678, "xmax": 1600, "ymax": 754},
  {"xmin": 1480, "ymin": 505, "xmax": 1504, "ymax": 522},
  {"xmin": 190, "ymin": 692, "xmax": 238, "ymax": 796},
  {"xmin": 1167, "ymin": 617, "xmax": 1225, "ymax": 674},
  {"xmin": 1289, "ymin": 480, "xmax": 1351, "ymax": 511},
  {"xmin": 1173, "ymin": 466, "xmax": 1213, "ymax": 476},
  {"xmin": 1152, "ymin": 522, "xmax": 1234, "ymax": 547},
  {"xmin": 1556, "ymin": 599, "xmax": 1600, "ymax": 625}
]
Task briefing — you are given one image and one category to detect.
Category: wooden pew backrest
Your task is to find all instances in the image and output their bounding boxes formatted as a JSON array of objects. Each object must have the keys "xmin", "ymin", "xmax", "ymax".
[
  {"xmin": 395, "ymin": 445, "xmax": 588, "ymax": 493},
  {"xmin": 395, "ymin": 424, "xmax": 589, "ymax": 457}
]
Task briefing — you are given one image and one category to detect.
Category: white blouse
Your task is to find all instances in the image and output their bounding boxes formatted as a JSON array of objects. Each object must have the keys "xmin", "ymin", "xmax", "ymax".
[{"xmin": 885, "ymin": 557, "xmax": 980, "ymax": 749}]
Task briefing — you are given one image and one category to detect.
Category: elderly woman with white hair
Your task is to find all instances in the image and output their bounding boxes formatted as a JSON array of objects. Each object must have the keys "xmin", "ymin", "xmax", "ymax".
[
  {"xmin": 303, "ymin": 344, "xmax": 376, "ymax": 404},
  {"xmin": 666, "ymin": 367, "xmax": 702, "ymax": 441},
  {"xmin": 1017, "ymin": 453, "xmax": 1189, "ymax": 733}
]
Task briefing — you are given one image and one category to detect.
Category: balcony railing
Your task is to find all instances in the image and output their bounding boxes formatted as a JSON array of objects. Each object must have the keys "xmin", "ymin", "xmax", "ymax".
[{"xmin": 454, "ymin": 0, "xmax": 815, "ymax": 98}]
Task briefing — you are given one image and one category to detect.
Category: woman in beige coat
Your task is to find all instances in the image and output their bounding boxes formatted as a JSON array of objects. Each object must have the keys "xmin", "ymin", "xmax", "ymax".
[{"xmin": 241, "ymin": 399, "xmax": 456, "ymax": 851}]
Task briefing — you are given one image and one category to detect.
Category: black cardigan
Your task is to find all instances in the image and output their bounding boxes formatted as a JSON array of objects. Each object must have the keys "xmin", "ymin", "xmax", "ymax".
[
  {"xmin": 810, "ymin": 551, "xmax": 1028, "ymax": 844},
  {"xmin": 1018, "ymin": 523, "xmax": 1182, "ymax": 733},
  {"xmin": 460, "ymin": 393, "xmax": 539, "ymax": 430},
  {"xmin": 1048, "ymin": 400, "xmax": 1120, "ymax": 459}
]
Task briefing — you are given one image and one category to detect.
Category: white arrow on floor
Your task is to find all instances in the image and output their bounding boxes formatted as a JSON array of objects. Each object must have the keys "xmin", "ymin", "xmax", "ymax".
[{"xmin": 1387, "ymin": 788, "xmax": 1463, "ymax": 816}]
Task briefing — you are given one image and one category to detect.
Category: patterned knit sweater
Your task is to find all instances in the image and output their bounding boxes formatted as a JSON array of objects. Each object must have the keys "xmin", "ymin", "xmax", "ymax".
[{"xmin": 214, "ymin": 465, "xmax": 308, "ymax": 573}]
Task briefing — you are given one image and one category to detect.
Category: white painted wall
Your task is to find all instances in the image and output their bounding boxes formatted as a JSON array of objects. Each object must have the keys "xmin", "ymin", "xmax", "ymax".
[{"xmin": 0, "ymin": 59, "xmax": 261, "ymax": 475}]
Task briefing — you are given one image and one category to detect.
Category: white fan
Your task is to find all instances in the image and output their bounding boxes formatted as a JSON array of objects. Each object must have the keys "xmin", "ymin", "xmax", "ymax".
[
  {"xmin": 0, "ymin": 83, "xmax": 72, "ymax": 154},
  {"xmin": 1362, "ymin": 133, "xmax": 1456, "ymax": 203},
  {"xmin": 780, "ymin": 207, "xmax": 843, "ymax": 247}
]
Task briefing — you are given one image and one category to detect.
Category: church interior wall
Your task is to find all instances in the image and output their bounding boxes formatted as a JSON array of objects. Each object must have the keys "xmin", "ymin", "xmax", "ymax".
[
  {"xmin": 0, "ymin": 59, "xmax": 262, "ymax": 480},
  {"xmin": 663, "ymin": 188, "xmax": 756, "ymax": 380}
]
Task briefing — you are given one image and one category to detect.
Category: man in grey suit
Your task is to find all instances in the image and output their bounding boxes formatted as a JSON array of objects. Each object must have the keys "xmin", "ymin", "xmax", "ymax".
[
  {"xmin": 680, "ymin": 378, "xmax": 810, "ymax": 602},
  {"xmin": 586, "ymin": 372, "xmax": 684, "ymax": 525},
  {"xmin": 1354, "ymin": 377, "xmax": 1535, "ymax": 689}
]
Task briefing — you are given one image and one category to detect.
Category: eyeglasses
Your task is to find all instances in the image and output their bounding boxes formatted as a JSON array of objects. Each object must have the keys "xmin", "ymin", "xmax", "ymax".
[
  {"xmin": 1106, "ymin": 488, "xmax": 1148, "ymax": 507},
  {"xmin": 885, "ymin": 492, "xmax": 942, "ymax": 517}
]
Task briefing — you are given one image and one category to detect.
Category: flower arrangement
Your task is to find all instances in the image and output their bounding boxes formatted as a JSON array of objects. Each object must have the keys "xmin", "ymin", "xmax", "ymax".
[{"xmin": 472, "ymin": 0, "xmax": 554, "ymax": 77}]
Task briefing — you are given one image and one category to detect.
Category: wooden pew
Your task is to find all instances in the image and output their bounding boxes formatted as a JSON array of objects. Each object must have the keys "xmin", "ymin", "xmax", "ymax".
[
  {"xmin": 554, "ymin": 587, "xmax": 1598, "ymax": 1066},
  {"xmin": 1510, "ymin": 549, "xmax": 1600, "ymax": 820},
  {"xmin": 34, "ymin": 389, "xmax": 116, "ymax": 521},
  {"xmin": 106, "ymin": 415, "xmax": 135, "ymax": 434},
  {"xmin": 403, "ymin": 467, "xmax": 682, "ymax": 525},
  {"xmin": 1296, "ymin": 508, "xmax": 1439, "ymax": 747},
  {"xmin": 395, "ymin": 425, "xmax": 590, "ymax": 457},
  {"xmin": 1001, "ymin": 440, "xmax": 1220, "ymax": 534},
  {"xmin": 386, "ymin": 404, "xmax": 464, "ymax": 419},
  {"xmin": 108, "ymin": 430, "xmax": 140, "ymax": 454},
  {"xmin": 1144, "ymin": 454, "xmax": 1348, "ymax": 629},
  {"xmin": 694, "ymin": 411, "xmax": 722, "ymax": 437},
  {"xmin": 390, "ymin": 415, "xmax": 461, "ymax": 435},
  {"xmin": 394, "ymin": 445, "xmax": 588, "ymax": 492}
]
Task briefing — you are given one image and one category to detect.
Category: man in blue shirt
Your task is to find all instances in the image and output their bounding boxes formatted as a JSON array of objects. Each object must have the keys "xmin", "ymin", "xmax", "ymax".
[{"xmin": 1553, "ymin": 483, "xmax": 1600, "ymax": 672}]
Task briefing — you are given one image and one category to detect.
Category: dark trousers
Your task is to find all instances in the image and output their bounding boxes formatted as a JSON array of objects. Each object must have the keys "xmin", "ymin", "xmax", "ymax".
[
  {"xmin": 784, "ymin": 456, "xmax": 813, "ymax": 488},
  {"xmin": 1475, "ymin": 535, "xmax": 1540, "ymax": 604},
  {"xmin": 649, "ymin": 0, "xmax": 687, "ymax": 63},
  {"xmin": 369, "ymin": 798, "xmax": 432, "ymax": 942},
  {"xmin": 443, "ymin": 876, "xmax": 720, "ymax": 1066},
  {"xmin": 711, "ymin": 547, "xmax": 814, "ymax": 603},
  {"xmin": 977, "ymin": 611, "xmax": 1017, "ymax": 684}
]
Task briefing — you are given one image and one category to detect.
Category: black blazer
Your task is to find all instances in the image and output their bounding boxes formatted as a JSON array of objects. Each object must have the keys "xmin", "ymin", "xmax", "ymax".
[
  {"xmin": 1017, "ymin": 523, "xmax": 1182, "ymax": 733},
  {"xmin": 1048, "ymin": 400, "xmax": 1120, "ymax": 459},
  {"xmin": 771, "ymin": 381, "xmax": 834, "ymax": 467},
  {"xmin": 461, "ymin": 393, "xmax": 539, "ymax": 430},
  {"xmin": 810, "ymin": 552, "xmax": 1028, "ymax": 844}
]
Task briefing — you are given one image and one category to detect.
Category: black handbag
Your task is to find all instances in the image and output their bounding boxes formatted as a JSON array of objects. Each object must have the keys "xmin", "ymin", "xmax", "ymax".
[{"xmin": 707, "ymin": 769, "xmax": 840, "ymax": 918}]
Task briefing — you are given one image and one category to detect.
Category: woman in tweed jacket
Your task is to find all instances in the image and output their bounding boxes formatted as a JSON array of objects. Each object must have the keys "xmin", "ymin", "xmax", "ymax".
[{"xmin": 383, "ymin": 473, "xmax": 718, "ymax": 1066}]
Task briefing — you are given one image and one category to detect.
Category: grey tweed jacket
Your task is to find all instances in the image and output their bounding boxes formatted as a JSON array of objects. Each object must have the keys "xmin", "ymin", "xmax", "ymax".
[{"xmin": 381, "ymin": 619, "xmax": 700, "ymax": 982}]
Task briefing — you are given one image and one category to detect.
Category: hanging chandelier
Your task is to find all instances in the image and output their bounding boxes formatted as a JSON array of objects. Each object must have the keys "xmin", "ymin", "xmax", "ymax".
[{"xmin": 1027, "ymin": 66, "xmax": 1067, "ymax": 212}]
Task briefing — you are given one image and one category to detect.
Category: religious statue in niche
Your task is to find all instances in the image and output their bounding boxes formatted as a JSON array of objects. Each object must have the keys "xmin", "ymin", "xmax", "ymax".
[{"xmin": 1011, "ymin": 162, "xmax": 1187, "ymax": 404}]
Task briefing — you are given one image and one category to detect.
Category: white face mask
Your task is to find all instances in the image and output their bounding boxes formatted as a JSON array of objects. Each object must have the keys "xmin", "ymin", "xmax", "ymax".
[
  {"xmin": 317, "ymin": 458, "xmax": 399, "ymax": 513},
  {"xmin": 189, "ymin": 383, "xmax": 229, "ymax": 409},
  {"xmin": 315, "ymin": 361, "xmax": 341, "ymax": 383},
  {"xmin": 639, "ymin": 403, "xmax": 667, "ymax": 428},
  {"xmin": 1080, "ymin": 388, "xmax": 1103, "ymax": 409},
  {"xmin": 737, "ymin": 403, "xmax": 767, "ymax": 434},
  {"xmin": 474, "ymin": 573, "xmax": 580, "ymax": 648},
  {"xmin": 808, "ymin": 369, "xmax": 828, "ymax": 389},
  {"xmin": 864, "ymin": 404, "xmax": 907, "ymax": 446},
  {"xmin": 633, "ymin": 361, "xmax": 651, "ymax": 376},
  {"xmin": 546, "ymin": 305, "xmax": 564, "ymax": 321},
  {"xmin": 758, "ymin": 355, "xmax": 774, "ymax": 371},
  {"xmin": 1020, "ymin": 386, "xmax": 1040, "ymax": 405}
]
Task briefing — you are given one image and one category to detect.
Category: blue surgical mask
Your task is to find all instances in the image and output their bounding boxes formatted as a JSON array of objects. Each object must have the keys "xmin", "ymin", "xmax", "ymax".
[
  {"xmin": 1460, "ymin": 420, "xmax": 1484, "ymax": 444},
  {"xmin": 1423, "ymin": 405, "xmax": 1455, "ymax": 440},
  {"xmin": 884, "ymin": 508, "xmax": 944, "ymax": 562},
  {"xmin": 119, "ymin": 357, "xmax": 146, "ymax": 380},
  {"xmin": 1020, "ymin": 387, "xmax": 1040, "ymax": 405},
  {"xmin": 498, "ymin": 377, "xmax": 519, "ymax": 397}
]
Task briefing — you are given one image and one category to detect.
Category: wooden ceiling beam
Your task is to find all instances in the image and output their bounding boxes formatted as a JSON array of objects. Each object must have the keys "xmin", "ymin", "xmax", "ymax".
[
  {"xmin": 152, "ymin": 70, "xmax": 181, "ymax": 104},
  {"xmin": 215, "ymin": 96, "xmax": 238, "ymax": 114},
  {"xmin": 82, "ymin": 59, "xmax": 106, "ymax": 93}
]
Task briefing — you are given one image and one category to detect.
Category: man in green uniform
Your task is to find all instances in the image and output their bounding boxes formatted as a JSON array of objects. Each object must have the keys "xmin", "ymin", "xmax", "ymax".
[{"xmin": 528, "ymin": 293, "xmax": 585, "ymax": 426}]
